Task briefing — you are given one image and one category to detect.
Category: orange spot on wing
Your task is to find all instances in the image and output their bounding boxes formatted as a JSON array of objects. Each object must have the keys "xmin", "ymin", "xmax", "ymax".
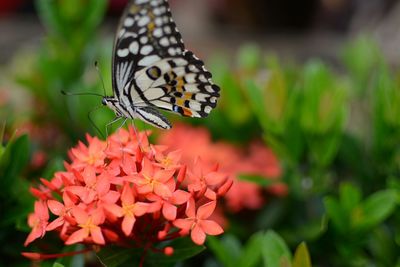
[
  {"xmin": 183, "ymin": 92, "xmax": 193, "ymax": 100},
  {"xmin": 183, "ymin": 108, "xmax": 193, "ymax": 116},
  {"xmin": 177, "ymin": 78, "xmax": 184, "ymax": 87}
]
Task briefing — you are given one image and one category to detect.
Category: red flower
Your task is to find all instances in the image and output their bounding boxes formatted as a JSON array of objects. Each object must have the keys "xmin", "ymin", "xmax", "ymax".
[
  {"xmin": 147, "ymin": 190, "xmax": 190, "ymax": 221},
  {"xmin": 159, "ymin": 123, "xmax": 285, "ymax": 212},
  {"xmin": 24, "ymin": 127, "xmax": 230, "ymax": 261},
  {"xmin": 173, "ymin": 199, "xmax": 223, "ymax": 245},
  {"xmin": 65, "ymin": 207, "xmax": 105, "ymax": 245},
  {"xmin": 46, "ymin": 192, "xmax": 75, "ymax": 231},
  {"xmin": 107, "ymin": 183, "xmax": 149, "ymax": 236},
  {"xmin": 153, "ymin": 147, "xmax": 182, "ymax": 170},
  {"xmin": 69, "ymin": 135, "xmax": 106, "ymax": 170},
  {"xmin": 24, "ymin": 201, "xmax": 49, "ymax": 246},
  {"xmin": 188, "ymin": 158, "xmax": 229, "ymax": 200},
  {"xmin": 132, "ymin": 157, "xmax": 175, "ymax": 198}
]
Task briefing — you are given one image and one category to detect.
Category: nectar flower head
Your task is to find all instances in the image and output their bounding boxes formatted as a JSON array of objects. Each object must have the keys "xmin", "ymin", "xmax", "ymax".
[
  {"xmin": 24, "ymin": 127, "xmax": 230, "ymax": 260},
  {"xmin": 159, "ymin": 123, "xmax": 285, "ymax": 212}
]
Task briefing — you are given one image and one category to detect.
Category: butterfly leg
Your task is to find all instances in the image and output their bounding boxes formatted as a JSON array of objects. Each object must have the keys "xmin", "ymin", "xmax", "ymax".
[{"xmin": 105, "ymin": 116, "xmax": 123, "ymax": 139}]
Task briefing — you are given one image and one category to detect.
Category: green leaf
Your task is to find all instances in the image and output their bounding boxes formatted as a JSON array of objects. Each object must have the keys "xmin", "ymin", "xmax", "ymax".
[
  {"xmin": 52, "ymin": 263, "xmax": 65, "ymax": 267},
  {"xmin": 341, "ymin": 35, "xmax": 382, "ymax": 93},
  {"xmin": 222, "ymin": 73, "xmax": 251, "ymax": 124},
  {"xmin": 0, "ymin": 134, "xmax": 30, "ymax": 194},
  {"xmin": 238, "ymin": 174, "xmax": 276, "ymax": 187},
  {"xmin": 339, "ymin": 183, "xmax": 361, "ymax": 213},
  {"xmin": 207, "ymin": 235, "xmax": 239, "ymax": 267},
  {"xmin": 147, "ymin": 238, "xmax": 205, "ymax": 264},
  {"xmin": 292, "ymin": 242, "xmax": 312, "ymax": 267},
  {"xmin": 97, "ymin": 238, "xmax": 205, "ymax": 267},
  {"xmin": 239, "ymin": 232, "xmax": 264, "ymax": 267},
  {"xmin": 96, "ymin": 246, "xmax": 141, "ymax": 267},
  {"xmin": 262, "ymin": 230, "xmax": 292, "ymax": 267},
  {"xmin": 36, "ymin": 0, "xmax": 67, "ymax": 38},
  {"xmin": 237, "ymin": 44, "xmax": 262, "ymax": 71},
  {"xmin": 262, "ymin": 66, "xmax": 288, "ymax": 133},
  {"xmin": 355, "ymin": 190, "xmax": 397, "ymax": 230},
  {"xmin": 323, "ymin": 196, "xmax": 347, "ymax": 233},
  {"xmin": 301, "ymin": 60, "xmax": 347, "ymax": 136},
  {"xmin": 82, "ymin": 0, "xmax": 107, "ymax": 36},
  {"xmin": 246, "ymin": 79, "xmax": 267, "ymax": 130}
]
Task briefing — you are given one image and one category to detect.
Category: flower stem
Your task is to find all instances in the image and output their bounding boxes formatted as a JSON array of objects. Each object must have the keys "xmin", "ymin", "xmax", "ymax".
[{"xmin": 22, "ymin": 248, "xmax": 93, "ymax": 260}]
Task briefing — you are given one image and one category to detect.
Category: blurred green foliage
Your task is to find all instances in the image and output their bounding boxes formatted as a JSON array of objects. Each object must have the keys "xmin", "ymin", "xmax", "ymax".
[
  {"xmin": 205, "ymin": 38, "xmax": 400, "ymax": 267},
  {"xmin": 208, "ymin": 231, "xmax": 312, "ymax": 267},
  {"xmin": 1, "ymin": 0, "xmax": 400, "ymax": 266},
  {"xmin": 16, "ymin": 0, "xmax": 112, "ymax": 144},
  {"xmin": 0, "ymin": 132, "xmax": 33, "ymax": 267}
]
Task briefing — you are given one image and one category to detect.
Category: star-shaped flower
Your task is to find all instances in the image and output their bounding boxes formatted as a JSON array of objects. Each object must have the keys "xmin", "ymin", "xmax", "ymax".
[
  {"xmin": 133, "ymin": 158, "xmax": 175, "ymax": 198},
  {"xmin": 173, "ymin": 199, "xmax": 223, "ymax": 245},
  {"xmin": 65, "ymin": 207, "xmax": 105, "ymax": 245},
  {"xmin": 24, "ymin": 201, "xmax": 49, "ymax": 246}
]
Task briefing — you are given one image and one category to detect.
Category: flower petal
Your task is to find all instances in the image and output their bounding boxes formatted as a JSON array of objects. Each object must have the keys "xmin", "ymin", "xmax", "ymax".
[
  {"xmin": 121, "ymin": 183, "xmax": 134, "ymax": 205},
  {"xmin": 24, "ymin": 225, "xmax": 44, "ymax": 246},
  {"xmin": 35, "ymin": 201, "xmax": 49, "ymax": 221},
  {"xmin": 140, "ymin": 157, "xmax": 154, "ymax": 177},
  {"xmin": 82, "ymin": 166, "xmax": 97, "ymax": 186},
  {"xmin": 47, "ymin": 200, "xmax": 64, "ymax": 216},
  {"xmin": 154, "ymin": 169, "xmax": 175, "ymax": 183},
  {"xmin": 162, "ymin": 202, "xmax": 177, "ymax": 221},
  {"xmin": 199, "ymin": 220, "xmax": 224, "ymax": 235},
  {"xmin": 46, "ymin": 217, "xmax": 64, "ymax": 231},
  {"xmin": 170, "ymin": 190, "xmax": 190, "ymax": 205},
  {"xmin": 137, "ymin": 184, "xmax": 153, "ymax": 195},
  {"xmin": 96, "ymin": 175, "xmax": 110, "ymax": 196},
  {"xmin": 197, "ymin": 201, "xmax": 216, "ymax": 220},
  {"xmin": 204, "ymin": 188, "xmax": 217, "ymax": 200},
  {"xmin": 122, "ymin": 216, "xmax": 136, "ymax": 236},
  {"xmin": 191, "ymin": 224, "xmax": 206, "ymax": 245},
  {"xmin": 173, "ymin": 218, "xmax": 193, "ymax": 231},
  {"xmin": 102, "ymin": 190, "xmax": 120, "ymax": 204},
  {"xmin": 205, "ymin": 172, "xmax": 227, "ymax": 185},
  {"xmin": 71, "ymin": 207, "xmax": 88, "ymax": 224},
  {"xmin": 133, "ymin": 202, "xmax": 149, "ymax": 217},
  {"xmin": 121, "ymin": 156, "xmax": 137, "ymax": 175},
  {"xmin": 65, "ymin": 228, "xmax": 88, "ymax": 245},
  {"xmin": 185, "ymin": 198, "xmax": 196, "ymax": 218},
  {"xmin": 103, "ymin": 203, "xmax": 124, "ymax": 218},
  {"xmin": 154, "ymin": 182, "xmax": 172, "ymax": 198},
  {"xmin": 91, "ymin": 209, "xmax": 105, "ymax": 225},
  {"xmin": 90, "ymin": 226, "xmax": 105, "ymax": 245}
]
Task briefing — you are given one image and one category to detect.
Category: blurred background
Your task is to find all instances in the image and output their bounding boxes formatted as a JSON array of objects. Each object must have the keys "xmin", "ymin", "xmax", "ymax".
[
  {"xmin": 1, "ymin": 0, "xmax": 400, "ymax": 266},
  {"xmin": 2, "ymin": 0, "xmax": 400, "ymax": 65}
]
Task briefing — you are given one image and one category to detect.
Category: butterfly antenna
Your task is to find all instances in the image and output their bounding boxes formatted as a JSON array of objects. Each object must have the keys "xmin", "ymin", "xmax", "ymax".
[
  {"xmin": 88, "ymin": 106, "xmax": 106, "ymax": 139},
  {"xmin": 94, "ymin": 61, "xmax": 107, "ymax": 97},
  {"xmin": 61, "ymin": 90, "xmax": 103, "ymax": 97}
]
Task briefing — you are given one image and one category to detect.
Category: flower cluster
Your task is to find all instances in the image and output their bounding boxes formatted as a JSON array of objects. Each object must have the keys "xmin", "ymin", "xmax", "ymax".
[
  {"xmin": 158, "ymin": 124, "xmax": 286, "ymax": 212},
  {"xmin": 24, "ymin": 127, "xmax": 232, "ymax": 257}
]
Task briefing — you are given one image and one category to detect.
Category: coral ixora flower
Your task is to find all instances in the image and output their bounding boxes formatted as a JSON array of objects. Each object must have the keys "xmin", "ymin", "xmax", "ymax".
[
  {"xmin": 23, "ymin": 127, "xmax": 232, "ymax": 263},
  {"xmin": 158, "ymin": 123, "xmax": 285, "ymax": 212}
]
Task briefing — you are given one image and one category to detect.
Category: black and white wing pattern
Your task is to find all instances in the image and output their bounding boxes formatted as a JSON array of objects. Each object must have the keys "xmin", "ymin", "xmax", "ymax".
[{"xmin": 110, "ymin": 0, "xmax": 220, "ymax": 129}]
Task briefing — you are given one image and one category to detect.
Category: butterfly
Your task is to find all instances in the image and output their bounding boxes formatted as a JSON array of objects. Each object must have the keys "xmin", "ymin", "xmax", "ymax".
[{"xmin": 102, "ymin": 0, "xmax": 220, "ymax": 129}]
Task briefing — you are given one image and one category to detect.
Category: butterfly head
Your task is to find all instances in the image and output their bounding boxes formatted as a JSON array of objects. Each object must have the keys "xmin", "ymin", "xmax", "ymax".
[{"xmin": 102, "ymin": 97, "xmax": 124, "ymax": 117}]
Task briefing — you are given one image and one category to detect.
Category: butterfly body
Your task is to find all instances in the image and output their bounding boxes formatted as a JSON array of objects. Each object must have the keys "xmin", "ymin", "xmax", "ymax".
[{"xmin": 105, "ymin": 0, "xmax": 220, "ymax": 129}]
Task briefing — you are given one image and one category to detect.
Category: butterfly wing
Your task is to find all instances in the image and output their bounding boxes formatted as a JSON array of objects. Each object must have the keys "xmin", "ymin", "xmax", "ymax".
[
  {"xmin": 112, "ymin": 0, "xmax": 220, "ymax": 123},
  {"xmin": 112, "ymin": 0, "xmax": 184, "ymax": 99},
  {"xmin": 134, "ymin": 51, "xmax": 220, "ymax": 118}
]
